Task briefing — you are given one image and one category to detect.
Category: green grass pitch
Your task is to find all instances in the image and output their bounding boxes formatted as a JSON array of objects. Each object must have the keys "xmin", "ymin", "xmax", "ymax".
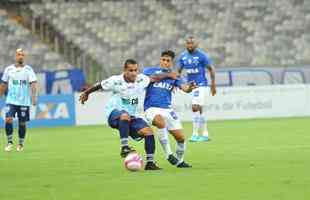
[{"xmin": 0, "ymin": 117, "xmax": 309, "ymax": 200}]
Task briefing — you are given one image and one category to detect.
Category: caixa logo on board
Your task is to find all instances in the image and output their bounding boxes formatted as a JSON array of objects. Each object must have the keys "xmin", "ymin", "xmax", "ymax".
[
  {"xmin": 31, "ymin": 102, "xmax": 70, "ymax": 120},
  {"xmin": 0, "ymin": 95, "xmax": 76, "ymax": 127}
]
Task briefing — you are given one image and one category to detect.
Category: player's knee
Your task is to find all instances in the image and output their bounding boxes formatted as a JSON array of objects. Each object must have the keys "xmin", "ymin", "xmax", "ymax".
[
  {"xmin": 152, "ymin": 115, "xmax": 165, "ymax": 129},
  {"xmin": 119, "ymin": 113, "xmax": 130, "ymax": 121},
  {"xmin": 192, "ymin": 105, "xmax": 200, "ymax": 112},
  {"xmin": 171, "ymin": 131, "xmax": 185, "ymax": 142},
  {"xmin": 5, "ymin": 117, "xmax": 13, "ymax": 124},
  {"xmin": 139, "ymin": 127, "xmax": 153, "ymax": 136},
  {"xmin": 19, "ymin": 121, "xmax": 26, "ymax": 126}
]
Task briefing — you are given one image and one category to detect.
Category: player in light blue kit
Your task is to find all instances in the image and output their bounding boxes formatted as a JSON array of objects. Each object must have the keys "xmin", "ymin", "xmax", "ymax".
[
  {"xmin": 79, "ymin": 59, "xmax": 176, "ymax": 170},
  {"xmin": 177, "ymin": 36, "xmax": 216, "ymax": 142},
  {"xmin": 0, "ymin": 48, "xmax": 37, "ymax": 152},
  {"xmin": 144, "ymin": 50, "xmax": 196, "ymax": 168}
]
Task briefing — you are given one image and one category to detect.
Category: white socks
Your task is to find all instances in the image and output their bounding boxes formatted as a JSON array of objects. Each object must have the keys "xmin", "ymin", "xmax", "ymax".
[
  {"xmin": 192, "ymin": 111, "xmax": 200, "ymax": 136},
  {"xmin": 193, "ymin": 111, "xmax": 209, "ymax": 136},
  {"xmin": 200, "ymin": 115, "xmax": 209, "ymax": 136},
  {"xmin": 176, "ymin": 142, "xmax": 186, "ymax": 164},
  {"xmin": 157, "ymin": 128, "xmax": 173, "ymax": 159}
]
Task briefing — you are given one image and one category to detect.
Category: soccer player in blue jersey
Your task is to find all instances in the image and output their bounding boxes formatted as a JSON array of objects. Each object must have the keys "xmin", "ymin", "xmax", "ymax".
[
  {"xmin": 79, "ymin": 59, "xmax": 176, "ymax": 170},
  {"xmin": 177, "ymin": 36, "xmax": 216, "ymax": 142},
  {"xmin": 143, "ymin": 50, "xmax": 196, "ymax": 168},
  {"xmin": 0, "ymin": 48, "xmax": 37, "ymax": 152}
]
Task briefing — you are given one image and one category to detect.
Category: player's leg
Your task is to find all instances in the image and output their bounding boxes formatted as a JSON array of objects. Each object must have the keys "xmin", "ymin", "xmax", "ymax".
[
  {"xmin": 16, "ymin": 106, "xmax": 30, "ymax": 151},
  {"xmin": 199, "ymin": 106, "xmax": 209, "ymax": 142},
  {"xmin": 190, "ymin": 88, "xmax": 201, "ymax": 142},
  {"xmin": 107, "ymin": 110, "xmax": 135, "ymax": 157},
  {"xmin": 4, "ymin": 104, "xmax": 16, "ymax": 152},
  {"xmin": 191, "ymin": 87, "xmax": 209, "ymax": 142},
  {"xmin": 190, "ymin": 103, "xmax": 201, "ymax": 142},
  {"xmin": 145, "ymin": 108, "xmax": 177, "ymax": 165},
  {"xmin": 133, "ymin": 120, "xmax": 161, "ymax": 170},
  {"xmin": 198, "ymin": 87, "xmax": 209, "ymax": 141},
  {"xmin": 17, "ymin": 121, "xmax": 26, "ymax": 151},
  {"xmin": 165, "ymin": 110, "xmax": 192, "ymax": 168},
  {"xmin": 169, "ymin": 129, "xmax": 192, "ymax": 168}
]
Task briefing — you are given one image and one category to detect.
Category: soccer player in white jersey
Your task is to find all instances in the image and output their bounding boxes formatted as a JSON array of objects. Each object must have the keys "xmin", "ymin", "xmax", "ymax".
[
  {"xmin": 177, "ymin": 36, "xmax": 216, "ymax": 142},
  {"xmin": 79, "ymin": 59, "xmax": 176, "ymax": 170},
  {"xmin": 0, "ymin": 48, "xmax": 37, "ymax": 152},
  {"xmin": 143, "ymin": 50, "xmax": 197, "ymax": 168}
]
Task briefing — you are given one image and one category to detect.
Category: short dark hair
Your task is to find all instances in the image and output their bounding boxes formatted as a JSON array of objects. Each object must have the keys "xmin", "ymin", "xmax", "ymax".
[
  {"xmin": 124, "ymin": 59, "xmax": 138, "ymax": 69},
  {"xmin": 161, "ymin": 50, "xmax": 175, "ymax": 60}
]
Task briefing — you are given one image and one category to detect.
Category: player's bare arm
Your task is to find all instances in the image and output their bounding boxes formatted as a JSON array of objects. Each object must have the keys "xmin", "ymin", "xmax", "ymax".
[
  {"xmin": 30, "ymin": 81, "xmax": 37, "ymax": 106},
  {"xmin": 0, "ymin": 82, "xmax": 7, "ymax": 97},
  {"xmin": 79, "ymin": 82, "xmax": 102, "ymax": 104},
  {"xmin": 177, "ymin": 68, "xmax": 183, "ymax": 76},
  {"xmin": 207, "ymin": 64, "xmax": 216, "ymax": 96},
  {"xmin": 180, "ymin": 81, "xmax": 197, "ymax": 93},
  {"xmin": 150, "ymin": 71, "xmax": 178, "ymax": 82}
]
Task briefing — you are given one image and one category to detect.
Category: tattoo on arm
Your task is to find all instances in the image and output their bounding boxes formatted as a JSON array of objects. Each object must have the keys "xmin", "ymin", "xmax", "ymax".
[{"xmin": 85, "ymin": 82, "xmax": 102, "ymax": 95}]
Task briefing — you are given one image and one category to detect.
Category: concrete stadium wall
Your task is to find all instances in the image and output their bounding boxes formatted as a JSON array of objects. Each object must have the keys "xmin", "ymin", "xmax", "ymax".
[
  {"xmin": 75, "ymin": 84, "xmax": 310, "ymax": 126},
  {"xmin": 0, "ymin": 85, "xmax": 308, "ymax": 127}
]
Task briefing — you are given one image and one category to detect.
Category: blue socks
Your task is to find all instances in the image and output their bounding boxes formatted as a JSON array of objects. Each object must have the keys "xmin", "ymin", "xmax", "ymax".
[
  {"xmin": 119, "ymin": 120, "xmax": 130, "ymax": 147},
  {"xmin": 5, "ymin": 122, "xmax": 13, "ymax": 144},
  {"xmin": 18, "ymin": 123, "xmax": 26, "ymax": 145},
  {"xmin": 145, "ymin": 135, "xmax": 155, "ymax": 162}
]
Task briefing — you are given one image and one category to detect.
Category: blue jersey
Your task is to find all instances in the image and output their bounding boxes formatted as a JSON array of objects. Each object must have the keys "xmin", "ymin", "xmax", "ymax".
[
  {"xmin": 1, "ymin": 64, "xmax": 37, "ymax": 106},
  {"xmin": 143, "ymin": 66, "xmax": 183, "ymax": 110},
  {"xmin": 176, "ymin": 48, "xmax": 212, "ymax": 86}
]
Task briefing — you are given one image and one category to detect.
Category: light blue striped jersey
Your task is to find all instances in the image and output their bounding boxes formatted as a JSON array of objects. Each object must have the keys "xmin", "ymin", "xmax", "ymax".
[
  {"xmin": 1, "ymin": 64, "xmax": 37, "ymax": 106},
  {"xmin": 101, "ymin": 74, "xmax": 150, "ymax": 118}
]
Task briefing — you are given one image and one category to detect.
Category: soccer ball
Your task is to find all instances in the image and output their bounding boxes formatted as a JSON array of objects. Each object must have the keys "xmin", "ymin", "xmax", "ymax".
[{"xmin": 124, "ymin": 152, "xmax": 144, "ymax": 171}]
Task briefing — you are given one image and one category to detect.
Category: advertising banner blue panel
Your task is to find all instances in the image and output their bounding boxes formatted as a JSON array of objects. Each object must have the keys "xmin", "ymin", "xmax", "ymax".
[{"xmin": 0, "ymin": 95, "xmax": 76, "ymax": 127}]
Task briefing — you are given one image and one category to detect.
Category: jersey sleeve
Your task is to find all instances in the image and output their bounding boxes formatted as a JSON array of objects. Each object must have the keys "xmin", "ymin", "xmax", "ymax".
[
  {"xmin": 138, "ymin": 74, "xmax": 151, "ymax": 88},
  {"xmin": 143, "ymin": 67, "xmax": 153, "ymax": 76},
  {"xmin": 174, "ymin": 78, "xmax": 184, "ymax": 89},
  {"xmin": 1, "ymin": 67, "xmax": 9, "ymax": 83},
  {"xmin": 28, "ymin": 67, "xmax": 37, "ymax": 83},
  {"xmin": 100, "ymin": 76, "xmax": 116, "ymax": 91}
]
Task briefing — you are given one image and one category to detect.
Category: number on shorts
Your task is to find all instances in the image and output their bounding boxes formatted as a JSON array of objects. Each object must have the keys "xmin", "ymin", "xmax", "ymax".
[
  {"xmin": 170, "ymin": 111, "xmax": 178, "ymax": 120},
  {"xmin": 193, "ymin": 90, "xmax": 199, "ymax": 97}
]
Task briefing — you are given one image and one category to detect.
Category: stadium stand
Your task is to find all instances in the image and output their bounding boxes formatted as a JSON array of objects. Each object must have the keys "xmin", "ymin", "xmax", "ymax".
[
  {"xmin": 1, "ymin": 0, "xmax": 310, "ymax": 80},
  {"xmin": 0, "ymin": 7, "xmax": 70, "ymax": 71}
]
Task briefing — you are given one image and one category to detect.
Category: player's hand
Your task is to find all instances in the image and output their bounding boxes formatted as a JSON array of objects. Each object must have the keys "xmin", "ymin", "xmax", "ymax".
[
  {"xmin": 168, "ymin": 72, "xmax": 178, "ymax": 80},
  {"xmin": 31, "ymin": 96, "xmax": 37, "ymax": 106},
  {"xmin": 79, "ymin": 92, "xmax": 89, "ymax": 104},
  {"xmin": 188, "ymin": 81, "xmax": 197, "ymax": 92},
  {"xmin": 211, "ymin": 84, "xmax": 216, "ymax": 96}
]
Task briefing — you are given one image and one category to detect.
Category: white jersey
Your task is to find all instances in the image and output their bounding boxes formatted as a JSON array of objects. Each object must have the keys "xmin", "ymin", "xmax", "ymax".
[
  {"xmin": 1, "ymin": 64, "xmax": 37, "ymax": 106},
  {"xmin": 101, "ymin": 74, "xmax": 150, "ymax": 118}
]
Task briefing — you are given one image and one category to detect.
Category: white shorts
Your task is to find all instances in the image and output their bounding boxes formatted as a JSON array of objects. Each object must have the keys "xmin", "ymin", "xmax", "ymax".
[
  {"xmin": 144, "ymin": 107, "xmax": 182, "ymax": 131},
  {"xmin": 191, "ymin": 86, "xmax": 209, "ymax": 106}
]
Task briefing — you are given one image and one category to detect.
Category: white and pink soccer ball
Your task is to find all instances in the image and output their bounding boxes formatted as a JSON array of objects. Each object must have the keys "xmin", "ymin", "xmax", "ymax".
[{"xmin": 124, "ymin": 152, "xmax": 144, "ymax": 171}]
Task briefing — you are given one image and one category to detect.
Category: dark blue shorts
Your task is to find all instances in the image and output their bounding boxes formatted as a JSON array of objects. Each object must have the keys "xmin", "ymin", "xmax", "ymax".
[
  {"xmin": 108, "ymin": 110, "xmax": 149, "ymax": 141},
  {"xmin": 5, "ymin": 104, "xmax": 30, "ymax": 122}
]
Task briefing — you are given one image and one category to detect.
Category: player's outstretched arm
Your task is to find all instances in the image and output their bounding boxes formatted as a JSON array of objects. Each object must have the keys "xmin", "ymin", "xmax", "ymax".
[
  {"xmin": 207, "ymin": 65, "xmax": 216, "ymax": 96},
  {"xmin": 0, "ymin": 82, "xmax": 7, "ymax": 97},
  {"xmin": 149, "ymin": 71, "xmax": 178, "ymax": 82},
  {"xmin": 180, "ymin": 81, "xmax": 197, "ymax": 93},
  {"xmin": 79, "ymin": 82, "xmax": 102, "ymax": 104}
]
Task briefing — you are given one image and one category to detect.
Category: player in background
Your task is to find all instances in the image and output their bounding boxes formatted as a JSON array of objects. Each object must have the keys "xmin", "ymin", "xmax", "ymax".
[
  {"xmin": 79, "ymin": 59, "xmax": 177, "ymax": 170},
  {"xmin": 176, "ymin": 36, "xmax": 216, "ymax": 142},
  {"xmin": 0, "ymin": 48, "xmax": 37, "ymax": 152},
  {"xmin": 143, "ymin": 50, "xmax": 196, "ymax": 168}
]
